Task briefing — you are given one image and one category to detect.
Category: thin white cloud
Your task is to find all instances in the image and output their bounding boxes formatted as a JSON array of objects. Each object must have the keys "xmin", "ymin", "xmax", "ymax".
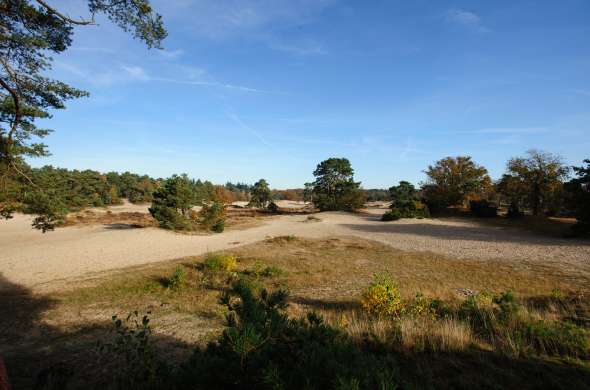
[
  {"xmin": 226, "ymin": 112, "xmax": 273, "ymax": 148},
  {"xmin": 267, "ymin": 40, "xmax": 327, "ymax": 56},
  {"xmin": 56, "ymin": 60, "xmax": 271, "ymax": 93},
  {"xmin": 157, "ymin": 49, "xmax": 185, "ymax": 59},
  {"xmin": 152, "ymin": 77, "xmax": 274, "ymax": 93},
  {"xmin": 54, "ymin": 61, "xmax": 87, "ymax": 77},
  {"xmin": 573, "ymin": 89, "xmax": 590, "ymax": 97},
  {"xmin": 121, "ymin": 65, "xmax": 150, "ymax": 81},
  {"xmin": 157, "ymin": 0, "xmax": 337, "ymax": 39},
  {"xmin": 465, "ymin": 127, "xmax": 546, "ymax": 135},
  {"xmin": 71, "ymin": 47, "xmax": 116, "ymax": 54},
  {"xmin": 445, "ymin": 9, "xmax": 490, "ymax": 32}
]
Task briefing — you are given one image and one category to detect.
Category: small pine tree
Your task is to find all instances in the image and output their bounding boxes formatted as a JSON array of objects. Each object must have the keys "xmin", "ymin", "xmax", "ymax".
[
  {"xmin": 149, "ymin": 174, "xmax": 197, "ymax": 230},
  {"xmin": 387, "ymin": 181, "xmax": 428, "ymax": 218},
  {"xmin": 199, "ymin": 202, "xmax": 226, "ymax": 232},
  {"xmin": 311, "ymin": 158, "xmax": 365, "ymax": 211},
  {"xmin": 249, "ymin": 179, "xmax": 273, "ymax": 209}
]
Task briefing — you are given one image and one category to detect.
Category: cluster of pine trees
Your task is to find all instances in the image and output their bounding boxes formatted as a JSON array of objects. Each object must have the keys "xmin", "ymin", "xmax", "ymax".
[{"xmin": 1, "ymin": 164, "xmax": 159, "ymax": 210}]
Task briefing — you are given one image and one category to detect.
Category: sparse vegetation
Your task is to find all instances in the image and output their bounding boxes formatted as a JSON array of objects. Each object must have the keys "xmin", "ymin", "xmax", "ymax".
[
  {"xmin": 3, "ymin": 1, "xmax": 588, "ymax": 387},
  {"xmin": 165, "ymin": 266, "xmax": 187, "ymax": 290},
  {"xmin": 4, "ymin": 236, "xmax": 589, "ymax": 389}
]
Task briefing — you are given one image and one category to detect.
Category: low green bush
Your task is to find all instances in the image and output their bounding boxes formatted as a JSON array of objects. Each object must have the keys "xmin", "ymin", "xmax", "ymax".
[
  {"xmin": 97, "ymin": 311, "xmax": 168, "ymax": 389},
  {"xmin": 361, "ymin": 274, "xmax": 404, "ymax": 317},
  {"xmin": 248, "ymin": 261, "xmax": 287, "ymax": 278},
  {"xmin": 176, "ymin": 279, "xmax": 399, "ymax": 389},
  {"xmin": 211, "ymin": 219, "xmax": 225, "ymax": 233},
  {"xmin": 381, "ymin": 210, "xmax": 400, "ymax": 221},
  {"xmin": 523, "ymin": 320, "xmax": 589, "ymax": 358},
  {"xmin": 149, "ymin": 205, "xmax": 191, "ymax": 230},
  {"xmin": 199, "ymin": 202, "xmax": 226, "ymax": 232},
  {"xmin": 203, "ymin": 253, "xmax": 237, "ymax": 273},
  {"xmin": 165, "ymin": 266, "xmax": 187, "ymax": 290}
]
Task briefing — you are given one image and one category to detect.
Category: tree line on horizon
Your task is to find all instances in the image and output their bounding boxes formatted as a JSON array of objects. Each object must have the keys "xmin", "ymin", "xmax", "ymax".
[{"xmin": 0, "ymin": 149, "xmax": 589, "ymax": 235}]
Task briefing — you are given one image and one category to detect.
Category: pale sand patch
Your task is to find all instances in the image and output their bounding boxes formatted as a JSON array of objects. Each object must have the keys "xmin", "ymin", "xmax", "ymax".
[{"xmin": 1, "ymin": 211, "xmax": 589, "ymax": 292}]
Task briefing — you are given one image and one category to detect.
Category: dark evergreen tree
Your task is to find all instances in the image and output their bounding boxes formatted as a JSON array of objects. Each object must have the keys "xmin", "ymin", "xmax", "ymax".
[
  {"xmin": 387, "ymin": 181, "xmax": 428, "ymax": 218},
  {"xmin": 311, "ymin": 158, "xmax": 365, "ymax": 211},
  {"xmin": 1, "ymin": 0, "xmax": 166, "ymax": 230},
  {"xmin": 249, "ymin": 179, "xmax": 273, "ymax": 209},
  {"xmin": 565, "ymin": 159, "xmax": 590, "ymax": 235}
]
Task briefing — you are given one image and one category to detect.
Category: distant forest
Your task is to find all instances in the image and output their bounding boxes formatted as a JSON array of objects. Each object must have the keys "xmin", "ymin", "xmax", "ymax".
[{"xmin": 0, "ymin": 163, "xmax": 312, "ymax": 213}]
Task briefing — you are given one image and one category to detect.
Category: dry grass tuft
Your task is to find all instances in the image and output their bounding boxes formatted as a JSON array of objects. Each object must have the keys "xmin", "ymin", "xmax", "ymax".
[{"xmin": 397, "ymin": 317, "xmax": 473, "ymax": 352}]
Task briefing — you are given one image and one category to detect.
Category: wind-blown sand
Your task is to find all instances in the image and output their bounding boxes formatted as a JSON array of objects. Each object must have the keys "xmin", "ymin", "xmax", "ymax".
[{"xmin": 1, "ymin": 209, "xmax": 589, "ymax": 292}]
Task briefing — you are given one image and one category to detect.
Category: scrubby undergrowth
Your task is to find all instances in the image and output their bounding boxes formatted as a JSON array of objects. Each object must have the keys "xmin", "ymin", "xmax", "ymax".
[{"xmin": 4, "ymin": 237, "xmax": 590, "ymax": 389}]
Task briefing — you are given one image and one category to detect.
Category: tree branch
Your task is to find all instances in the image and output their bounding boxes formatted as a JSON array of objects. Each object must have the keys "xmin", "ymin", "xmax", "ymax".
[
  {"xmin": 10, "ymin": 161, "xmax": 38, "ymax": 188},
  {"xmin": 0, "ymin": 76, "xmax": 20, "ymax": 147},
  {"xmin": 35, "ymin": 0, "xmax": 96, "ymax": 25}
]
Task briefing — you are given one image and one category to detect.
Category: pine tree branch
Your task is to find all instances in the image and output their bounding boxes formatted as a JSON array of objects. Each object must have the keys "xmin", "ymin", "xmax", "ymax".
[{"xmin": 35, "ymin": 0, "xmax": 97, "ymax": 25}]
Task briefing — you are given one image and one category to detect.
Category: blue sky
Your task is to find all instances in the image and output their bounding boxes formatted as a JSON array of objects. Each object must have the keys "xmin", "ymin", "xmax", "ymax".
[{"xmin": 34, "ymin": 0, "xmax": 590, "ymax": 188}]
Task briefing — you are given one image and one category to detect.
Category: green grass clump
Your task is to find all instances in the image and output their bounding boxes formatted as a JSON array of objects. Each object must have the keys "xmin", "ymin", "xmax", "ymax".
[
  {"xmin": 165, "ymin": 266, "xmax": 187, "ymax": 291},
  {"xmin": 248, "ymin": 261, "xmax": 288, "ymax": 278},
  {"xmin": 523, "ymin": 320, "xmax": 589, "ymax": 358},
  {"xmin": 203, "ymin": 253, "xmax": 237, "ymax": 272}
]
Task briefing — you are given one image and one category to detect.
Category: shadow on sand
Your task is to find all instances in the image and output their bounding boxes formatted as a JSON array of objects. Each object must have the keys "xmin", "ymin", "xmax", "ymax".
[
  {"xmin": 0, "ymin": 274, "xmax": 190, "ymax": 389},
  {"xmin": 340, "ymin": 220, "xmax": 590, "ymax": 247}
]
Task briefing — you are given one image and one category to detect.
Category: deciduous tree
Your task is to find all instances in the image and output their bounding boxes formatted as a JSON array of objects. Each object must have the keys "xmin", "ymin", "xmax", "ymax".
[
  {"xmin": 422, "ymin": 156, "xmax": 491, "ymax": 210},
  {"xmin": 499, "ymin": 150, "xmax": 569, "ymax": 216}
]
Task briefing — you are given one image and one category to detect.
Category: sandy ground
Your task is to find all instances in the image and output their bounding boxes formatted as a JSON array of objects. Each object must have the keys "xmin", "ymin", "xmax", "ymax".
[{"xmin": 1, "ymin": 206, "xmax": 589, "ymax": 292}]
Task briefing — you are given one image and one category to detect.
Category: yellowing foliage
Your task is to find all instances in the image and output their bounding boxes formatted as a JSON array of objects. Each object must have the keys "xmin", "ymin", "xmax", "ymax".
[
  {"xmin": 203, "ymin": 253, "xmax": 237, "ymax": 272},
  {"xmin": 361, "ymin": 274, "xmax": 404, "ymax": 317}
]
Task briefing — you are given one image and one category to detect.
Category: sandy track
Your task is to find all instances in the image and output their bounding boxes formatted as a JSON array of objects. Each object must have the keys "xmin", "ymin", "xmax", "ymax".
[{"xmin": 1, "ymin": 210, "xmax": 589, "ymax": 292}]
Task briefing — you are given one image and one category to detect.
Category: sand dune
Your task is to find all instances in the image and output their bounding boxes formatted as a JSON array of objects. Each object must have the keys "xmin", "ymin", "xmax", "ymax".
[{"xmin": 1, "ymin": 209, "xmax": 589, "ymax": 292}]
